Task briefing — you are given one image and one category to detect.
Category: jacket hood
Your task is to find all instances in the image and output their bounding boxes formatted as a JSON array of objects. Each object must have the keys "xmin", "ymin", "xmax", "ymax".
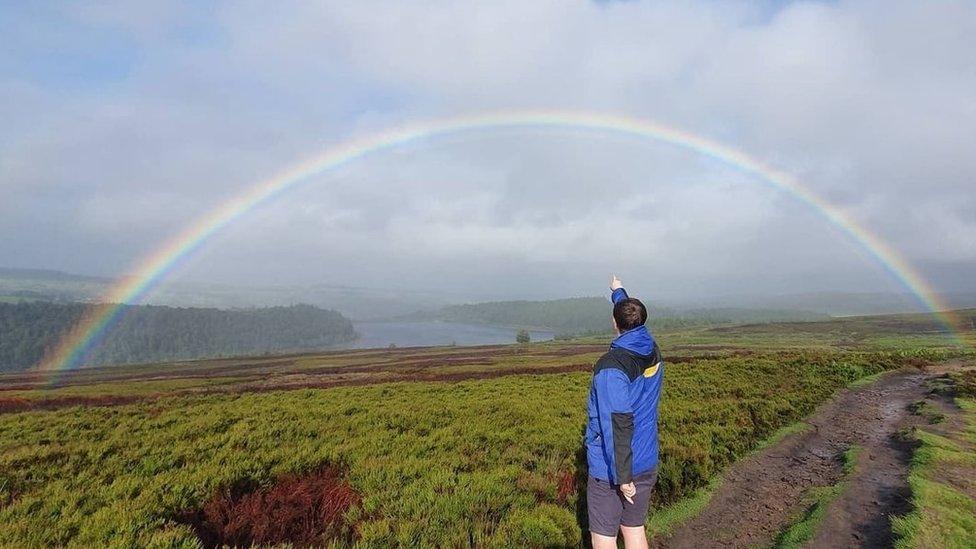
[{"xmin": 610, "ymin": 325, "xmax": 656, "ymax": 357}]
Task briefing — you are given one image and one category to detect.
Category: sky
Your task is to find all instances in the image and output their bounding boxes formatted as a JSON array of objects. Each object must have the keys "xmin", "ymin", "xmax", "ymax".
[{"xmin": 1, "ymin": 0, "xmax": 974, "ymax": 304}]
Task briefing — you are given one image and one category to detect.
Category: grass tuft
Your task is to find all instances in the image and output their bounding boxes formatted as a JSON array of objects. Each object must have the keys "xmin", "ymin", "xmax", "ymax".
[
  {"xmin": 849, "ymin": 370, "xmax": 887, "ymax": 388},
  {"xmin": 645, "ymin": 476, "xmax": 724, "ymax": 538},
  {"xmin": 909, "ymin": 400, "xmax": 947, "ymax": 424}
]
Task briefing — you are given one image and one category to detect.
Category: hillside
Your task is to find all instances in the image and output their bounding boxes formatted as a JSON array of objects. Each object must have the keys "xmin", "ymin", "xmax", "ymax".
[
  {"xmin": 0, "ymin": 302, "xmax": 357, "ymax": 372},
  {"xmin": 405, "ymin": 296, "xmax": 829, "ymax": 336}
]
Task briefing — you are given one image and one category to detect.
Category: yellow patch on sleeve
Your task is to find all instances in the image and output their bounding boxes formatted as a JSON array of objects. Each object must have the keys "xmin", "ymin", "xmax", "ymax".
[{"xmin": 643, "ymin": 363, "xmax": 661, "ymax": 378}]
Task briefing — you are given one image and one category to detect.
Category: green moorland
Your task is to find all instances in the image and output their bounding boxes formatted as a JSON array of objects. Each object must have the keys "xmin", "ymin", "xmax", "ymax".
[{"xmin": 0, "ymin": 311, "xmax": 973, "ymax": 547}]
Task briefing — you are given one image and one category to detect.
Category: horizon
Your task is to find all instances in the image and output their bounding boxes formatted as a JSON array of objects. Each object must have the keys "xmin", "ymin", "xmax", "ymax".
[{"xmin": 4, "ymin": 264, "xmax": 976, "ymax": 319}]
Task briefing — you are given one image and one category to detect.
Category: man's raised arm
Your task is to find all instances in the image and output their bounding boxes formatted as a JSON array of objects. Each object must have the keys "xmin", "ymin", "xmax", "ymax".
[{"xmin": 610, "ymin": 274, "xmax": 629, "ymax": 304}]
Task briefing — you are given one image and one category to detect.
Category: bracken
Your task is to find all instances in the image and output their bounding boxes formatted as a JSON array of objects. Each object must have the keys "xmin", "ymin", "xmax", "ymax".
[{"xmin": 177, "ymin": 465, "xmax": 361, "ymax": 548}]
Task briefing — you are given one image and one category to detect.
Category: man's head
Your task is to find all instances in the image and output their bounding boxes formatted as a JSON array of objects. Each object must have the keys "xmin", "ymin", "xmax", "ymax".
[{"xmin": 612, "ymin": 298, "xmax": 647, "ymax": 333}]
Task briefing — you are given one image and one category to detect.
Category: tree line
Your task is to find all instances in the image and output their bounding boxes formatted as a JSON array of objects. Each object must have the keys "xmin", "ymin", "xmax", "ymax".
[{"xmin": 0, "ymin": 302, "xmax": 357, "ymax": 372}]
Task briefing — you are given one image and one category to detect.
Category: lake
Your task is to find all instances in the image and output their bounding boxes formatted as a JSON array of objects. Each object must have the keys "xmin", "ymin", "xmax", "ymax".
[{"xmin": 341, "ymin": 321, "xmax": 555, "ymax": 349}]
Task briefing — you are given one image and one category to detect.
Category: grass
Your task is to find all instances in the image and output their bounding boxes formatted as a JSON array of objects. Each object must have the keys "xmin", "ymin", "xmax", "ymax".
[
  {"xmin": 0, "ymin": 349, "xmax": 933, "ymax": 547},
  {"xmin": 755, "ymin": 421, "xmax": 814, "ymax": 453},
  {"xmin": 645, "ymin": 476, "xmax": 724, "ymax": 538},
  {"xmin": 949, "ymin": 370, "xmax": 976, "ymax": 398},
  {"xmin": 893, "ymin": 395, "xmax": 976, "ymax": 549},
  {"xmin": 909, "ymin": 400, "xmax": 947, "ymax": 424},
  {"xmin": 849, "ymin": 369, "xmax": 888, "ymax": 388},
  {"xmin": 841, "ymin": 445, "xmax": 862, "ymax": 475},
  {"xmin": 775, "ymin": 445, "xmax": 862, "ymax": 548}
]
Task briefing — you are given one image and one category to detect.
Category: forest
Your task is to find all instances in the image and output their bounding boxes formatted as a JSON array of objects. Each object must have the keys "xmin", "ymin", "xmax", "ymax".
[{"xmin": 0, "ymin": 302, "xmax": 357, "ymax": 372}]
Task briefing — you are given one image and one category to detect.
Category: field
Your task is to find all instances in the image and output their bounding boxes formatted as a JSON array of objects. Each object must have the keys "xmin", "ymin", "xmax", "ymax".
[{"xmin": 1, "ymin": 311, "xmax": 974, "ymax": 547}]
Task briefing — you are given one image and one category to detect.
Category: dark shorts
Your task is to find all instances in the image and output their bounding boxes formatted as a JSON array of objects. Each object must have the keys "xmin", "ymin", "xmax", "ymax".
[{"xmin": 587, "ymin": 467, "xmax": 658, "ymax": 536}]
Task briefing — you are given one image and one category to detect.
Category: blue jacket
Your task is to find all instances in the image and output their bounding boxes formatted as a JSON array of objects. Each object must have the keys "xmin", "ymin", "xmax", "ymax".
[{"xmin": 585, "ymin": 287, "xmax": 664, "ymax": 484}]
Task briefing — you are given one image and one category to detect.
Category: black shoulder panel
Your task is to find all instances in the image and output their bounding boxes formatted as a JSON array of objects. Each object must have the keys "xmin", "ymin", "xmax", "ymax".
[
  {"xmin": 593, "ymin": 349, "xmax": 643, "ymax": 382},
  {"xmin": 592, "ymin": 352, "xmax": 620, "ymax": 375}
]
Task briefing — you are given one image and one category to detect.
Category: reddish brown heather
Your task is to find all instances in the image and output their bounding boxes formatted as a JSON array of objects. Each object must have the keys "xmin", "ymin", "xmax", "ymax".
[
  {"xmin": 178, "ymin": 466, "xmax": 361, "ymax": 548},
  {"xmin": 0, "ymin": 394, "xmax": 142, "ymax": 414},
  {"xmin": 556, "ymin": 468, "xmax": 577, "ymax": 504},
  {"xmin": 0, "ymin": 344, "xmax": 603, "ymax": 392},
  {"xmin": 0, "ymin": 363, "xmax": 594, "ymax": 414}
]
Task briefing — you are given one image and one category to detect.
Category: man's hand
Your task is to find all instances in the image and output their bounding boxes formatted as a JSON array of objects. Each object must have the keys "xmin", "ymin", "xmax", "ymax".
[
  {"xmin": 620, "ymin": 482, "xmax": 636, "ymax": 504},
  {"xmin": 610, "ymin": 275, "xmax": 623, "ymax": 291}
]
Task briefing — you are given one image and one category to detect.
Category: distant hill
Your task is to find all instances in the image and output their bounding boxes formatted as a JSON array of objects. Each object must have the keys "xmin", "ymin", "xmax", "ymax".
[
  {"xmin": 404, "ymin": 297, "xmax": 829, "ymax": 336},
  {"xmin": 0, "ymin": 268, "xmax": 112, "ymax": 304},
  {"xmin": 0, "ymin": 267, "xmax": 110, "ymax": 283},
  {"xmin": 706, "ymin": 308, "xmax": 976, "ymax": 336},
  {"xmin": 691, "ymin": 291, "xmax": 976, "ymax": 316},
  {"xmin": 0, "ymin": 302, "xmax": 357, "ymax": 373},
  {"xmin": 0, "ymin": 267, "xmax": 447, "ymax": 319}
]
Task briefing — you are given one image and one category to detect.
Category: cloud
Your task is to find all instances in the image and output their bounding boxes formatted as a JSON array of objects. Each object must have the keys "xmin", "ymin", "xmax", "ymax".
[{"xmin": 1, "ymin": 0, "xmax": 974, "ymax": 301}]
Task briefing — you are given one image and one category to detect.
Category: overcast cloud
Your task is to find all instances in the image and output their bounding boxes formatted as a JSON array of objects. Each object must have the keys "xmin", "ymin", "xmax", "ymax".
[{"xmin": 1, "ymin": 0, "xmax": 974, "ymax": 304}]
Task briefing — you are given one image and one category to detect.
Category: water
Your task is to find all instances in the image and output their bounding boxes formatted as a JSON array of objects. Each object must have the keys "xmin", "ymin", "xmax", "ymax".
[{"xmin": 341, "ymin": 321, "xmax": 555, "ymax": 349}]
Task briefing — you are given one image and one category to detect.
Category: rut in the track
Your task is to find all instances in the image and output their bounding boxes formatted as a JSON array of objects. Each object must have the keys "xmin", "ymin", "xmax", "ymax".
[{"xmin": 653, "ymin": 366, "xmax": 940, "ymax": 548}]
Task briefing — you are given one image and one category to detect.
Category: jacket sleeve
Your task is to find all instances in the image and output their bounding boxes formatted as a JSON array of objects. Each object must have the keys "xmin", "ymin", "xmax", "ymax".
[
  {"xmin": 611, "ymin": 287, "xmax": 629, "ymax": 305},
  {"xmin": 593, "ymin": 367, "xmax": 635, "ymax": 484}
]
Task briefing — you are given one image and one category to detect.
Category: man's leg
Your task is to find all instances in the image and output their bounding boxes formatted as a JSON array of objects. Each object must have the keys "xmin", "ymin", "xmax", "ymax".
[
  {"xmin": 618, "ymin": 468, "xmax": 657, "ymax": 549},
  {"xmin": 591, "ymin": 532, "xmax": 618, "ymax": 549},
  {"xmin": 587, "ymin": 475, "xmax": 623, "ymax": 548},
  {"xmin": 620, "ymin": 525, "xmax": 648, "ymax": 549}
]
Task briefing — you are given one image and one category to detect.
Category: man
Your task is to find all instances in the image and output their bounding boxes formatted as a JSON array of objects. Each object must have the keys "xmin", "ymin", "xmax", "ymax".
[{"xmin": 585, "ymin": 275, "xmax": 664, "ymax": 549}]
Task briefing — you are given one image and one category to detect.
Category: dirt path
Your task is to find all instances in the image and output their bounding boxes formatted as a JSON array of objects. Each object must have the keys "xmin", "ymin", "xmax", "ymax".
[
  {"xmin": 805, "ymin": 373, "xmax": 927, "ymax": 548},
  {"xmin": 655, "ymin": 365, "xmax": 943, "ymax": 548}
]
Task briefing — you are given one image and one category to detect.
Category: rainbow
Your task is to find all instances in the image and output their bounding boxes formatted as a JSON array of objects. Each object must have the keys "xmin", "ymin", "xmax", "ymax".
[{"xmin": 38, "ymin": 110, "xmax": 968, "ymax": 376}]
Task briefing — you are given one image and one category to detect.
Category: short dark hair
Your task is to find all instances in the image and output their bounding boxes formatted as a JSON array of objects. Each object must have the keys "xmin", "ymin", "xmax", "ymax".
[{"xmin": 613, "ymin": 298, "xmax": 647, "ymax": 331}]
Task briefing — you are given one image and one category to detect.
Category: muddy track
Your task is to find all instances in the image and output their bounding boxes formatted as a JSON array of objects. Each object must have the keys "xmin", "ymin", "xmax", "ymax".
[{"xmin": 655, "ymin": 365, "xmax": 947, "ymax": 548}]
